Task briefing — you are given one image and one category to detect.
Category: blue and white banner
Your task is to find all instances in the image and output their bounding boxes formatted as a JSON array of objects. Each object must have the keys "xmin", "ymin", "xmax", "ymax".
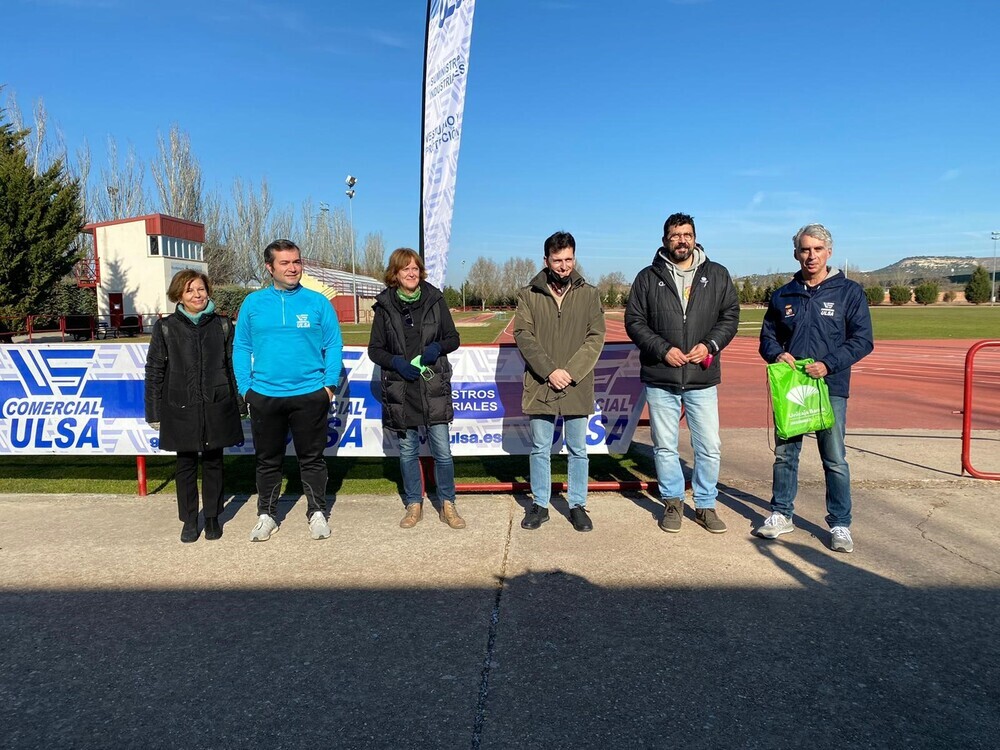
[
  {"xmin": 0, "ymin": 344, "xmax": 645, "ymax": 458},
  {"xmin": 421, "ymin": 0, "xmax": 476, "ymax": 289}
]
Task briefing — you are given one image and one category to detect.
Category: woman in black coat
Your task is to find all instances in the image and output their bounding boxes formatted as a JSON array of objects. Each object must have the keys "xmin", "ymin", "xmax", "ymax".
[
  {"xmin": 144, "ymin": 270, "xmax": 244, "ymax": 542},
  {"xmin": 368, "ymin": 248, "xmax": 463, "ymax": 529}
]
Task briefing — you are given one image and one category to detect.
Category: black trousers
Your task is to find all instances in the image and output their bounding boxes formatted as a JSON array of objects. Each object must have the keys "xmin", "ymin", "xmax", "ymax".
[
  {"xmin": 175, "ymin": 448, "xmax": 224, "ymax": 524},
  {"xmin": 248, "ymin": 388, "xmax": 330, "ymax": 518}
]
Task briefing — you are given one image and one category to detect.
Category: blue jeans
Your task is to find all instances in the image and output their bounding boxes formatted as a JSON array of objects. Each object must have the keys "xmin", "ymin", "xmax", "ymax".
[
  {"xmin": 528, "ymin": 415, "xmax": 589, "ymax": 508},
  {"xmin": 770, "ymin": 395, "xmax": 851, "ymax": 528},
  {"xmin": 398, "ymin": 423, "xmax": 456, "ymax": 506},
  {"xmin": 645, "ymin": 385, "xmax": 721, "ymax": 508}
]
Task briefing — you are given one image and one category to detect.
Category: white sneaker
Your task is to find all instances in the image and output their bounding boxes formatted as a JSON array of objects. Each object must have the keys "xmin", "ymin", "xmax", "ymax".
[
  {"xmin": 830, "ymin": 526, "xmax": 854, "ymax": 553},
  {"xmin": 756, "ymin": 512, "xmax": 794, "ymax": 539},
  {"xmin": 250, "ymin": 513, "xmax": 278, "ymax": 542},
  {"xmin": 309, "ymin": 511, "xmax": 331, "ymax": 540}
]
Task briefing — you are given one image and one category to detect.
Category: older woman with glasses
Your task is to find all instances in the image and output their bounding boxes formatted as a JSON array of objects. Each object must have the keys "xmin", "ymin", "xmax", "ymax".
[{"xmin": 368, "ymin": 248, "xmax": 464, "ymax": 529}]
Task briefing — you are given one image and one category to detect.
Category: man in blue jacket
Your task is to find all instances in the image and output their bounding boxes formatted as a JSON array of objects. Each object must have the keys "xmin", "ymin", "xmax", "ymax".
[
  {"xmin": 757, "ymin": 223, "xmax": 874, "ymax": 553},
  {"xmin": 234, "ymin": 239, "xmax": 344, "ymax": 542}
]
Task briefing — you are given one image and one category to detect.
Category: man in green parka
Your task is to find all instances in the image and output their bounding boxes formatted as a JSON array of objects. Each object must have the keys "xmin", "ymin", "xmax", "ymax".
[{"xmin": 514, "ymin": 231, "xmax": 606, "ymax": 532}]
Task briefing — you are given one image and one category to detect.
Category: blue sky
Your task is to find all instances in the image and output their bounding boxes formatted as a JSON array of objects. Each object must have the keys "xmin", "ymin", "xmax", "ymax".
[{"xmin": 5, "ymin": 0, "xmax": 1000, "ymax": 284}]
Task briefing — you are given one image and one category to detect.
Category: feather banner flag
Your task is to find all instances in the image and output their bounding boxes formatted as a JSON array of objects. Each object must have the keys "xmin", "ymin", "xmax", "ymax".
[{"xmin": 420, "ymin": 0, "xmax": 476, "ymax": 289}]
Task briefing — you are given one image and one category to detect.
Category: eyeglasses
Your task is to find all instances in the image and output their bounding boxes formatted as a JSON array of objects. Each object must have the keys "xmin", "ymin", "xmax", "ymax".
[
  {"xmin": 667, "ymin": 232, "xmax": 694, "ymax": 242},
  {"xmin": 403, "ymin": 311, "xmax": 414, "ymax": 328}
]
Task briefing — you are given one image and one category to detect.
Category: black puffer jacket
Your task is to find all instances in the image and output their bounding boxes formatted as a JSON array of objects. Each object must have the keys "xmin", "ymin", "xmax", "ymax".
[
  {"xmin": 144, "ymin": 310, "xmax": 244, "ymax": 452},
  {"xmin": 367, "ymin": 283, "xmax": 460, "ymax": 432},
  {"xmin": 625, "ymin": 249, "xmax": 740, "ymax": 389}
]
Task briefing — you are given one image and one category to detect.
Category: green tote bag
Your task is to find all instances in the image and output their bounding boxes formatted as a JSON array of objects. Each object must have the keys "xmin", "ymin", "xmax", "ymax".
[{"xmin": 767, "ymin": 358, "xmax": 835, "ymax": 439}]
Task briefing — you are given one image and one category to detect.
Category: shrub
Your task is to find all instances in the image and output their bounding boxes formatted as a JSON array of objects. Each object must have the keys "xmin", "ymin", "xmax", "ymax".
[
  {"xmin": 889, "ymin": 286, "xmax": 912, "ymax": 305},
  {"xmin": 942, "ymin": 290, "xmax": 957, "ymax": 303},
  {"xmin": 965, "ymin": 265, "xmax": 993, "ymax": 305},
  {"xmin": 864, "ymin": 286, "xmax": 885, "ymax": 306},
  {"xmin": 442, "ymin": 285, "xmax": 462, "ymax": 308},
  {"xmin": 913, "ymin": 282, "xmax": 940, "ymax": 305},
  {"xmin": 214, "ymin": 285, "xmax": 253, "ymax": 317}
]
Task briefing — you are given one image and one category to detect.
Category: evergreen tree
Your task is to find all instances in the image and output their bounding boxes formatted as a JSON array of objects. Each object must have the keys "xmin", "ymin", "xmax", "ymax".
[
  {"xmin": 913, "ymin": 282, "xmax": 940, "ymax": 305},
  {"xmin": 965, "ymin": 265, "xmax": 993, "ymax": 305},
  {"xmin": 0, "ymin": 108, "xmax": 84, "ymax": 318},
  {"xmin": 864, "ymin": 286, "xmax": 885, "ymax": 306},
  {"xmin": 889, "ymin": 285, "xmax": 911, "ymax": 305}
]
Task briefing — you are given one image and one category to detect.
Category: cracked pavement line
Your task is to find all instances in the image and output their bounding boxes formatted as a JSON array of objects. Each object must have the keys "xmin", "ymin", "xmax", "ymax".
[
  {"xmin": 470, "ymin": 497, "xmax": 515, "ymax": 749},
  {"xmin": 917, "ymin": 499, "xmax": 1000, "ymax": 576}
]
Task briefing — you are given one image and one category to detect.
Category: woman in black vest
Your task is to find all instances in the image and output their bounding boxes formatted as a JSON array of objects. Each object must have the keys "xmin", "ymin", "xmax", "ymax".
[
  {"xmin": 144, "ymin": 270, "xmax": 244, "ymax": 542},
  {"xmin": 368, "ymin": 248, "xmax": 463, "ymax": 529}
]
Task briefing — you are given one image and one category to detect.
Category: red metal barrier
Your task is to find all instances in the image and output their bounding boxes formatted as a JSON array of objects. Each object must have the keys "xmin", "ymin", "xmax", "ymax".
[
  {"xmin": 961, "ymin": 339, "xmax": 1000, "ymax": 479},
  {"xmin": 137, "ymin": 457, "xmax": 148, "ymax": 496}
]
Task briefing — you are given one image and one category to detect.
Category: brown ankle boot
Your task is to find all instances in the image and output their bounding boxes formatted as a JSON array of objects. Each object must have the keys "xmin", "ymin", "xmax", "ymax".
[
  {"xmin": 439, "ymin": 501, "xmax": 466, "ymax": 529},
  {"xmin": 400, "ymin": 502, "xmax": 423, "ymax": 529}
]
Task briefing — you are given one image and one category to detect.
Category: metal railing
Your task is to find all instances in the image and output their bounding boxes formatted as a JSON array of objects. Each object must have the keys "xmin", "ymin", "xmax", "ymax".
[
  {"xmin": 961, "ymin": 339, "xmax": 1000, "ymax": 479},
  {"xmin": 0, "ymin": 313, "xmax": 165, "ymax": 343}
]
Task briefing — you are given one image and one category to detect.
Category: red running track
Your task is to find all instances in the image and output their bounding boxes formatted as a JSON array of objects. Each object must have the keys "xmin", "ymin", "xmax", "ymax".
[{"xmin": 497, "ymin": 313, "xmax": 1000, "ymax": 430}]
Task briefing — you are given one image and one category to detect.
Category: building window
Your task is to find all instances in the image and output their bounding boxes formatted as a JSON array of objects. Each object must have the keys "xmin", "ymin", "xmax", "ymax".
[{"xmin": 149, "ymin": 236, "xmax": 160, "ymax": 256}]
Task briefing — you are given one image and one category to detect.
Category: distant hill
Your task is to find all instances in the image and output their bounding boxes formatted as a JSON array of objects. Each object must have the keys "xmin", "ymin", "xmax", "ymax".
[
  {"xmin": 867, "ymin": 256, "xmax": 991, "ymax": 276},
  {"xmin": 737, "ymin": 256, "xmax": 996, "ymax": 287}
]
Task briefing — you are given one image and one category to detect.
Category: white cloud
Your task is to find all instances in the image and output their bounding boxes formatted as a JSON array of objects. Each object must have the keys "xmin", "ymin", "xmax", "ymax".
[
  {"xmin": 734, "ymin": 166, "xmax": 785, "ymax": 178},
  {"xmin": 367, "ymin": 30, "xmax": 408, "ymax": 49},
  {"xmin": 940, "ymin": 168, "xmax": 961, "ymax": 182}
]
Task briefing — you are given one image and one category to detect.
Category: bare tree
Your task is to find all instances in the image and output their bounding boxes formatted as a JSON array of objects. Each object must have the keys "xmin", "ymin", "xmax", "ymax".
[
  {"xmin": 202, "ymin": 189, "xmax": 237, "ymax": 284},
  {"xmin": 597, "ymin": 271, "xmax": 629, "ymax": 307},
  {"xmin": 500, "ymin": 256, "xmax": 537, "ymax": 303},
  {"xmin": 297, "ymin": 200, "xmax": 349, "ymax": 271},
  {"xmin": 72, "ymin": 139, "xmax": 93, "ymax": 221},
  {"xmin": 467, "ymin": 257, "xmax": 502, "ymax": 309},
  {"xmin": 361, "ymin": 231, "xmax": 386, "ymax": 278},
  {"xmin": 93, "ymin": 136, "xmax": 147, "ymax": 220},
  {"xmin": 150, "ymin": 124, "xmax": 202, "ymax": 221},
  {"xmin": 5, "ymin": 91, "xmax": 73, "ymax": 183},
  {"xmin": 270, "ymin": 203, "xmax": 295, "ymax": 243},
  {"xmin": 228, "ymin": 177, "xmax": 273, "ymax": 286},
  {"xmin": 298, "ymin": 199, "xmax": 321, "ymax": 261}
]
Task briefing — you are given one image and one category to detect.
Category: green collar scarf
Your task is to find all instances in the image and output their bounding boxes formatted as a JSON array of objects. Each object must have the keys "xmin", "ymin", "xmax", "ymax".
[
  {"xmin": 178, "ymin": 299, "xmax": 216, "ymax": 323},
  {"xmin": 396, "ymin": 287, "xmax": 421, "ymax": 303}
]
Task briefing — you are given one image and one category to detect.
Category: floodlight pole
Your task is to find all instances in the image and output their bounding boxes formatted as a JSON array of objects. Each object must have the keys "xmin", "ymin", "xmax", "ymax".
[
  {"xmin": 462, "ymin": 259, "xmax": 466, "ymax": 310},
  {"xmin": 991, "ymin": 231, "xmax": 999, "ymax": 306},
  {"xmin": 346, "ymin": 176, "xmax": 358, "ymax": 323}
]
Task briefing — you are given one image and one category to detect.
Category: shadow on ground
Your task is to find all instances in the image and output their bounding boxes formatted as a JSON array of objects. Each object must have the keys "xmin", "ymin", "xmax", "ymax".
[{"xmin": 3, "ymin": 547, "xmax": 998, "ymax": 750}]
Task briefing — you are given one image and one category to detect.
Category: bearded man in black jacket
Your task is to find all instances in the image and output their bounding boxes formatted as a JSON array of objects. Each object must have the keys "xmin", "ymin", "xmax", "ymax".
[{"xmin": 625, "ymin": 213, "xmax": 739, "ymax": 535}]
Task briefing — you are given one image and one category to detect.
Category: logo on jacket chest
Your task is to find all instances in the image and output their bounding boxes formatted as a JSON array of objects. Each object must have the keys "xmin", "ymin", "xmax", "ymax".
[
  {"xmin": 784, "ymin": 304, "xmax": 795, "ymax": 318},
  {"xmin": 296, "ymin": 314, "xmax": 311, "ymax": 328},
  {"xmin": 820, "ymin": 302, "xmax": 835, "ymax": 317}
]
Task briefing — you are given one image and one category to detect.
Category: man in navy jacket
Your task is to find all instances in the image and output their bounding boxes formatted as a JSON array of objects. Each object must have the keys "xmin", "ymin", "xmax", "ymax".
[{"xmin": 757, "ymin": 224, "xmax": 874, "ymax": 553}]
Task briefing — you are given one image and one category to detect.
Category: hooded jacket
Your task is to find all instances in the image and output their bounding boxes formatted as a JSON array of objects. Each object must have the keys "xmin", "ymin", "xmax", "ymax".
[
  {"xmin": 368, "ymin": 282, "xmax": 460, "ymax": 432},
  {"xmin": 625, "ymin": 247, "xmax": 739, "ymax": 389},
  {"xmin": 759, "ymin": 268, "xmax": 874, "ymax": 398},
  {"xmin": 144, "ymin": 308, "xmax": 244, "ymax": 453},
  {"xmin": 513, "ymin": 269, "xmax": 606, "ymax": 417}
]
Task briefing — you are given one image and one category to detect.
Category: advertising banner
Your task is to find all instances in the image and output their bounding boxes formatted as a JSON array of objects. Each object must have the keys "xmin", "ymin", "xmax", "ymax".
[
  {"xmin": 421, "ymin": 0, "xmax": 476, "ymax": 289},
  {"xmin": 0, "ymin": 344, "xmax": 645, "ymax": 458}
]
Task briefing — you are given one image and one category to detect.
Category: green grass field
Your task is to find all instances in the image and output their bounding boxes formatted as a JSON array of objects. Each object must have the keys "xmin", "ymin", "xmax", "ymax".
[
  {"xmin": 339, "ymin": 311, "xmax": 512, "ymax": 346},
  {"xmin": 3, "ymin": 305, "xmax": 996, "ymax": 495},
  {"xmin": 737, "ymin": 304, "xmax": 1000, "ymax": 339},
  {"xmin": 0, "ymin": 451, "xmax": 657, "ymax": 497}
]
